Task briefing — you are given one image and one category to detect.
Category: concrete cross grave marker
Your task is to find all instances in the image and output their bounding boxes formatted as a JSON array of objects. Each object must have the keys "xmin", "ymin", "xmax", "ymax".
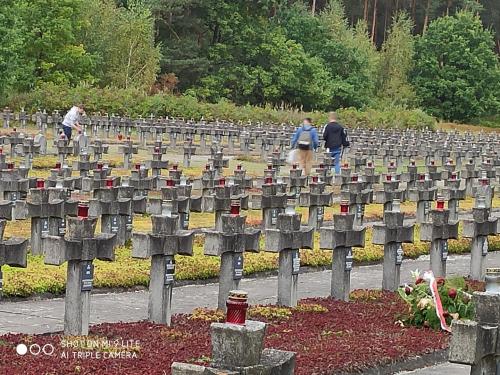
[
  {"xmin": 0, "ymin": 219, "xmax": 28, "ymax": 299},
  {"xmin": 442, "ymin": 171, "xmax": 466, "ymax": 222},
  {"xmin": 259, "ymin": 175, "xmax": 287, "ymax": 230},
  {"xmin": 54, "ymin": 133, "xmax": 73, "ymax": 165},
  {"xmin": 374, "ymin": 173, "xmax": 406, "ymax": 212},
  {"xmin": 299, "ymin": 175, "xmax": 332, "ymax": 229},
  {"xmin": 287, "ymin": 164, "xmax": 307, "ymax": 199},
  {"xmin": 265, "ymin": 198, "xmax": 314, "ymax": 307},
  {"xmin": 132, "ymin": 209, "xmax": 194, "ymax": 325},
  {"xmin": 204, "ymin": 201, "xmax": 261, "ymax": 310},
  {"xmin": 419, "ymin": 198, "xmax": 459, "ymax": 278},
  {"xmin": 319, "ymin": 201, "xmax": 366, "ymax": 301},
  {"xmin": 408, "ymin": 173, "xmax": 438, "ymax": 224},
  {"xmin": 118, "ymin": 137, "xmax": 138, "ymax": 170},
  {"xmin": 27, "ymin": 179, "xmax": 77, "ymax": 255},
  {"xmin": 89, "ymin": 179, "xmax": 133, "ymax": 246},
  {"xmin": 340, "ymin": 173, "xmax": 373, "ymax": 227},
  {"xmin": 372, "ymin": 199, "xmax": 415, "ymax": 291},
  {"xmin": 462, "ymin": 196, "xmax": 500, "ymax": 281},
  {"xmin": 42, "ymin": 203, "xmax": 116, "ymax": 335}
]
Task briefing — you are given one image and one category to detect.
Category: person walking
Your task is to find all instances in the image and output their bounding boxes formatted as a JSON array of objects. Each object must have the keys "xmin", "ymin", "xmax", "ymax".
[
  {"xmin": 322, "ymin": 112, "xmax": 349, "ymax": 174},
  {"xmin": 290, "ymin": 118, "xmax": 319, "ymax": 175},
  {"xmin": 61, "ymin": 104, "xmax": 84, "ymax": 141}
]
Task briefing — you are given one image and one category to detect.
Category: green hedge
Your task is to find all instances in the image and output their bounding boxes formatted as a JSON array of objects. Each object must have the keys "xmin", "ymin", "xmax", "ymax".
[{"xmin": 7, "ymin": 83, "xmax": 436, "ymax": 130}]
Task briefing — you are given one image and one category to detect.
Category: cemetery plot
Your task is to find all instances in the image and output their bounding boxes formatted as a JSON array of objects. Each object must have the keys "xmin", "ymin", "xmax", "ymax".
[{"xmin": 0, "ymin": 292, "xmax": 449, "ymax": 375}]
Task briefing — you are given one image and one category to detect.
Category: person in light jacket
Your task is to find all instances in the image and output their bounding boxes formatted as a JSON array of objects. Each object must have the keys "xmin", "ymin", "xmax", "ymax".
[{"xmin": 290, "ymin": 118, "xmax": 319, "ymax": 175}]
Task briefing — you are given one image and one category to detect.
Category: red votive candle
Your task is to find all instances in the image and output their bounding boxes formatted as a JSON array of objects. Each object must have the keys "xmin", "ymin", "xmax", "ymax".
[
  {"xmin": 219, "ymin": 177, "xmax": 226, "ymax": 186},
  {"xmin": 78, "ymin": 203, "xmax": 89, "ymax": 218},
  {"xmin": 230, "ymin": 200, "xmax": 240, "ymax": 215},
  {"xmin": 36, "ymin": 179, "xmax": 44, "ymax": 189},
  {"xmin": 340, "ymin": 200, "xmax": 349, "ymax": 215},
  {"xmin": 237, "ymin": 164, "xmax": 242, "ymax": 171},
  {"xmin": 292, "ymin": 163, "xmax": 298, "ymax": 170},
  {"xmin": 166, "ymin": 178, "xmax": 174, "ymax": 187},
  {"xmin": 265, "ymin": 175, "xmax": 273, "ymax": 184},
  {"xmin": 7, "ymin": 162, "xmax": 14, "ymax": 170},
  {"xmin": 226, "ymin": 291, "xmax": 248, "ymax": 325},
  {"xmin": 55, "ymin": 162, "xmax": 61, "ymax": 169},
  {"xmin": 312, "ymin": 175, "xmax": 318, "ymax": 183},
  {"xmin": 436, "ymin": 198, "xmax": 445, "ymax": 211},
  {"xmin": 106, "ymin": 178, "xmax": 113, "ymax": 188},
  {"xmin": 386, "ymin": 174, "xmax": 392, "ymax": 182},
  {"xmin": 351, "ymin": 174, "xmax": 358, "ymax": 182}
]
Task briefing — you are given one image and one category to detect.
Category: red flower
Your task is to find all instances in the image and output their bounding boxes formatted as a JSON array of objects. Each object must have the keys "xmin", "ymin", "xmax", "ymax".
[
  {"xmin": 415, "ymin": 278, "xmax": 424, "ymax": 285},
  {"xmin": 448, "ymin": 288, "xmax": 457, "ymax": 299},
  {"xmin": 436, "ymin": 277, "xmax": 445, "ymax": 286},
  {"xmin": 405, "ymin": 286, "xmax": 413, "ymax": 295},
  {"xmin": 443, "ymin": 311, "xmax": 450, "ymax": 318}
]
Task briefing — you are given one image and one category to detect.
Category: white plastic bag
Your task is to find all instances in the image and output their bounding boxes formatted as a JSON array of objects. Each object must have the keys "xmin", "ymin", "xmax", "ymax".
[{"xmin": 287, "ymin": 149, "xmax": 298, "ymax": 165}]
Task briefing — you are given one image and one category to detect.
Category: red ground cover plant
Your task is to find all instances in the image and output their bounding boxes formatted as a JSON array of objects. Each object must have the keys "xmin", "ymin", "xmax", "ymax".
[{"xmin": 0, "ymin": 292, "xmax": 448, "ymax": 375}]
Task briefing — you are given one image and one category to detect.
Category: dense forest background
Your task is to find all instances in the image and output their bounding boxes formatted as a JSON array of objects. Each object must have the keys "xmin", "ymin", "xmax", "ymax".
[{"xmin": 1, "ymin": 0, "xmax": 500, "ymax": 123}]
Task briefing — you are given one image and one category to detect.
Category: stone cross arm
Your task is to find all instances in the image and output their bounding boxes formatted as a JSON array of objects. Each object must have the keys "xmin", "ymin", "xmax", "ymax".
[
  {"xmin": 420, "ymin": 221, "xmax": 459, "ymax": 242},
  {"xmin": 462, "ymin": 217, "xmax": 499, "ymax": 238},
  {"xmin": 89, "ymin": 198, "xmax": 132, "ymax": 217},
  {"xmin": 0, "ymin": 237, "xmax": 28, "ymax": 267},
  {"xmin": 319, "ymin": 226, "xmax": 366, "ymax": 249},
  {"xmin": 408, "ymin": 188, "xmax": 437, "ymax": 202},
  {"xmin": 372, "ymin": 224, "xmax": 414, "ymax": 245},
  {"xmin": 27, "ymin": 199, "xmax": 64, "ymax": 218},
  {"xmin": 132, "ymin": 231, "xmax": 194, "ymax": 258},
  {"xmin": 264, "ymin": 227, "xmax": 314, "ymax": 252},
  {"xmin": 43, "ymin": 233, "xmax": 116, "ymax": 266},
  {"xmin": 0, "ymin": 201, "xmax": 13, "ymax": 220},
  {"xmin": 204, "ymin": 229, "xmax": 261, "ymax": 256}
]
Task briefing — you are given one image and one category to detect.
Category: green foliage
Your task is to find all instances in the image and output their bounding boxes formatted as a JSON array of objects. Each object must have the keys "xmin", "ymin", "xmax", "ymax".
[
  {"xmin": 80, "ymin": 0, "xmax": 160, "ymax": 90},
  {"xmin": 377, "ymin": 12, "xmax": 417, "ymax": 108},
  {"xmin": 0, "ymin": 0, "xmax": 26, "ymax": 98},
  {"xmin": 412, "ymin": 11, "xmax": 500, "ymax": 121},
  {"xmin": 7, "ymin": 83, "xmax": 436, "ymax": 129},
  {"xmin": 16, "ymin": 0, "xmax": 96, "ymax": 88},
  {"xmin": 398, "ymin": 276, "xmax": 475, "ymax": 330}
]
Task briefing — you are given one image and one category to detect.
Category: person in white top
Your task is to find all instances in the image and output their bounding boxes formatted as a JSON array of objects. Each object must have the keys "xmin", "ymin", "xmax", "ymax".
[{"xmin": 62, "ymin": 104, "xmax": 84, "ymax": 140}]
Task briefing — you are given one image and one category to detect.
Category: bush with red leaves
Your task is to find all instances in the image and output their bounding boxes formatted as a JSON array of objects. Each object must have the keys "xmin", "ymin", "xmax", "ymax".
[{"xmin": 0, "ymin": 292, "xmax": 448, "ymax": 375}]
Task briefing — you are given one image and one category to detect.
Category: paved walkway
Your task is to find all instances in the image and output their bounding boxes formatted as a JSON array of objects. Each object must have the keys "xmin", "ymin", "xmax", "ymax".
[
  {"xmin": 1, "ymin": 251, "xmax": 498, "ymax": 336},
  {"xmin": 397, "ymin": 363, "xmax": 470, "ymax": 375}
]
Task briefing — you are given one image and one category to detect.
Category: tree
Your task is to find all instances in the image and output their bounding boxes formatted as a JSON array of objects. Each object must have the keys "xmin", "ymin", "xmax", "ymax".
[
  {"xmin": 16, "ymin": 0, "xmax": 96, "ymax": 88},
  {"xmin": 412, "ymin": 10, "xmax": 500, "ymax": 121},
  {"xmin": 194, "ymin": 25, "xmax": 333, "ymax": 110},
  {"xmin": 0, "ymin": 1, "xmax": 27, "ymax": 99},
  {"xmin": 377, "ymin": 12, "xmax": 416, "ymax": 108},
  {"xmin": 81, "ymin": 0, "xmax": 160, "ymax": 90}
]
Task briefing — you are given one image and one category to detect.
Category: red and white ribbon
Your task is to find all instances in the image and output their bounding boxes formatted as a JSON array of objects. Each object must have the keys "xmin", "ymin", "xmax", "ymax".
[{"xmin": 423, "ymin": 270, "xmax": 451, "ymax": 332}]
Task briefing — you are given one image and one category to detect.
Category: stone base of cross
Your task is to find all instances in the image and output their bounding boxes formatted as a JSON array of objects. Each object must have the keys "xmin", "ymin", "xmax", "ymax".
[{"xmin": 449, "ymin": 286, "xmax": 500, "ymax": 374}]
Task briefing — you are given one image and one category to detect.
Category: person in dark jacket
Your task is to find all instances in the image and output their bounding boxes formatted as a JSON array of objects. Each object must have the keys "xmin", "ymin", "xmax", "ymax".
[{"xmin": 322, "ymin": 112, "xmax": 349, "ymax": 174}]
